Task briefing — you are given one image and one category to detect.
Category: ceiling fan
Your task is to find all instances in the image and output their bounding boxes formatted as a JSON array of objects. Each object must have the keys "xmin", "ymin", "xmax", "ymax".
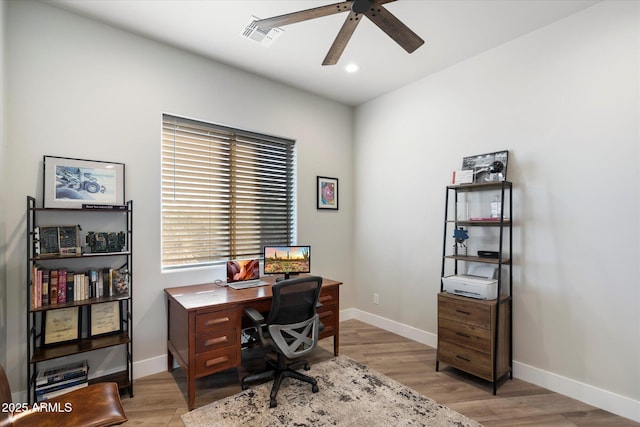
[{"xmin": 254, "ymin": 0, "xmax": 424, "ymax": 66}]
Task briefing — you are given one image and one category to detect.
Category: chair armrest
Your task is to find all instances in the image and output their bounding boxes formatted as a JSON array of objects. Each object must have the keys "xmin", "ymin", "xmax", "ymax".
[
  {"xmin": 12, "ymin": 382, "xmax": 126, "ymax": 427},
  {"xmin": 244, "ymin": 307, "xmax": 265, "ymax": 326}
]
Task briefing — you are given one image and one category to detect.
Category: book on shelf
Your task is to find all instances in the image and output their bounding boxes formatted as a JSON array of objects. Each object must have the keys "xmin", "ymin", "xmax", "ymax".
[
  {"xmin": 36, "ymin": 360, "xmax": 88, "ymax": 386},
  {"xmin": 49, "ymin": 270, "xmax": 59, "ymax": 304},
  {"xmin": 41, "ymin": 270, "xmax": 49, "ymax": 306},
  {"xmin": 36, "ymin": 382, "xmax": 88, "ymax": 402},
  {"xmin": 36, "ymin": 374, "xmax": 88, "ymax": 395}
]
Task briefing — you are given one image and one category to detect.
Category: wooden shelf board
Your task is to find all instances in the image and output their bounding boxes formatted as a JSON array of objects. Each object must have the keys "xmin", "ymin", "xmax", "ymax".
[
  {"xmin": 30, "ymin": 294, "xmax": 131, "ymax": 312},
  {"xmin": 445, "ymin": 255, "xmax": 511, "ymax": 264},
  {"xmin": 31, "ymin": 333, "xmax": 130, "ymax": 363}
]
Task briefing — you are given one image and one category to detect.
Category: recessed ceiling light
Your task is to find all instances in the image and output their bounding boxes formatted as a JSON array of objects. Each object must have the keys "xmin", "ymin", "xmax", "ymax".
[{"xmin": 344, "ymin": 63, "xmax": 360, "ymax": 73}]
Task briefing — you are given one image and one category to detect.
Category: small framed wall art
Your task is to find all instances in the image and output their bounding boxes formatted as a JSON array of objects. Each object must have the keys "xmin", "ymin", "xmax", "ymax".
[
  {"xmin": 317, "ymin": 176, "xmax": 338, "ymax": 210},
  {"xmin": 43, "ymin": 156, "xmax": 125, "ymax": 208}
]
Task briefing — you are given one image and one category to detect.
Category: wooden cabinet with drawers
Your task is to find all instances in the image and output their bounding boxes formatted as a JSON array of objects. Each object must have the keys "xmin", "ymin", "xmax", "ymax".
[{"xmin": 437, "ymin": 292, "xmax": 510, "ymax": 382}]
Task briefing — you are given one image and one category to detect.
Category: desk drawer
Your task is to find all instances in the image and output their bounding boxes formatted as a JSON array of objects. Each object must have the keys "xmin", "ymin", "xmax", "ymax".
[
  {"xmin": 194, "ymin": 347, "xmax": 239, "ymax": 378},
  {"xmin": 318, "ymin": 308, "xmax": 337, "ymax": 339},
  {"xmin": 438, "ymin": 340, "xmax": 492, "ymax": 381},
  {"xmin": 438, "ymin": 294, "xmax": 491, "ymax": 329},
  {"xmin": 195, "ymin": 329, "xmax": 238, "ymax": 354},
  {"xmin": 196, "ymin": 308, "xmax": 238, "ymax": 334},
  {"xmin": 319, "ymin": 287, "xmax": 338, "ymax": 307}
]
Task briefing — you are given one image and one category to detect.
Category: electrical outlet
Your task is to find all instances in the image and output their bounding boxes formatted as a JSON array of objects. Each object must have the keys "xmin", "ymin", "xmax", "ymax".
[{"xmin": 373, "ymin": 293, "xmax": 379, "ymax": 305}]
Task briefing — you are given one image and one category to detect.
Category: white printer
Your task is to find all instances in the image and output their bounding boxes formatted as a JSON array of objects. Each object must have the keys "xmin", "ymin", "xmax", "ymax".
[{"xmin": 442, "ymin": 264, "xmax": 499, "ymax": 300}]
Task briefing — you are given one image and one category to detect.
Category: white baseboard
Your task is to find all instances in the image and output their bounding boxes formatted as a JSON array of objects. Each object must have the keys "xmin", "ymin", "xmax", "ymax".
[
  {"xmin": 132, "ymin": 354, "xmax": 170, "ymax": 380},
  {"xmin": 343, "ymin": 308, "xmax": 640, "ymax": 423},
  {"xmin": 341, "ymin": 308, "xmax": 438, "ymax": 348},
  {"xmin": 513, "ymin": 361, "xmax": 640, "ymax": 423}
]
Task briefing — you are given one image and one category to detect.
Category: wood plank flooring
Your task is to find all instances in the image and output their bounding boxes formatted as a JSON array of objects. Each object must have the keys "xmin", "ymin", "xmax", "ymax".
[{"xmin": 119, "ymin": 319, "xmax": 638, "ymax": 426}]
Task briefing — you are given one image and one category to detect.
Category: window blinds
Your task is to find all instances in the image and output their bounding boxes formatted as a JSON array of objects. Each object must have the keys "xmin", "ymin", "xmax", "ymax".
[{"xmin": 161, "ymin": 114, "xmax": 295, "ymax": 269}]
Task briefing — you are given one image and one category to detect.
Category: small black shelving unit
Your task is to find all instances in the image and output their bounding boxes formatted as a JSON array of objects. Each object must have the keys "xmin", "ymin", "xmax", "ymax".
[
  {"xmin": 26, "ymin": 196, "xmax": 134, "ymax": 403},
  {"xmin": 436, "ymin": 181, "xmax": 513, "ymax": 394}
]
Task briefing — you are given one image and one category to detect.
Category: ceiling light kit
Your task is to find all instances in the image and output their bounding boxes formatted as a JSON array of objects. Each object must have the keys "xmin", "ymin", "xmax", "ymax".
[{"xmin": 253, "ymin": 0, "xmax": 424, "ymax": 65}]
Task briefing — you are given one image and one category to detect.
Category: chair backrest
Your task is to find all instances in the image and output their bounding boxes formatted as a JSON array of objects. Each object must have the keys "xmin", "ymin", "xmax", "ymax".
[
  {"xmin": 266, "ymin": 276, "xmax": 323, "ymax": 359},
  {"xmin": 1, "ymin": 363, "xmax": 12, "ymax": 427},
  {"xmin": 267, "ymin": 276, "xmax": 322, "ymax": 326}
]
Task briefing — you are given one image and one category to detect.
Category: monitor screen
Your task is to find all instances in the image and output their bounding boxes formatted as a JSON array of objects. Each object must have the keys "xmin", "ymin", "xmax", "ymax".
[{"xmin": 263, "ymin": 245, "xmax": 311, "ymax": 280}]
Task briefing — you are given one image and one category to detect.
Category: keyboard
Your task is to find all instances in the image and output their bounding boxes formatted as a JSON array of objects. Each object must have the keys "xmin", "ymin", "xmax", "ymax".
[{"xmin": 228, "ymin": 280, "xmax": 270, "ymax": 290}]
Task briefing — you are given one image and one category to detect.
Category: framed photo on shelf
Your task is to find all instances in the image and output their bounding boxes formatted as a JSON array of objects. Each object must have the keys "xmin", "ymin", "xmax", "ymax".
[
  {"xmin": 462, "ymin": 150, "xmax": 508, "ymax": 183},
  {"xmin": 317, "ymin": 176, "xmax": 338, "ymax": 210},
  {"xmin": 42, "ymin": 307, "xmax": 81, "ymax": 346},
  {"xmin": 89, "ymin": 301, "xmax": 122, "ymax": 337},
  {"xmin": 43, "ymin": 156, "xmax": 125, "ymax": 209}
]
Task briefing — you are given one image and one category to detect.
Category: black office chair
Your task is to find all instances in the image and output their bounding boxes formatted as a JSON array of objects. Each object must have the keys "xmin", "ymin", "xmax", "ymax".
[{"xmin": 241, "ymin": 275, "xmax": 323, "ymax": 408}]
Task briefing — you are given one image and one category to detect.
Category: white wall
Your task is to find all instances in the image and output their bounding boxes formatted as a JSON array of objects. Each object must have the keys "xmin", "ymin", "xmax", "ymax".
[
  {"xmin": 4, "ymin": 0, "xmax": 353, "ymax": 394},
  {"xmin": 353, "ymin": 0, "xmax": 639, "ymax": 420}
]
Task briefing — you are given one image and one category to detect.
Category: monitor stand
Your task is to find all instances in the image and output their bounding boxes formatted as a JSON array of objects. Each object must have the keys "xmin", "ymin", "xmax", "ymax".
[{"xmin": 276, "ymin": 273, "xmax": 298, "ymax": 282}]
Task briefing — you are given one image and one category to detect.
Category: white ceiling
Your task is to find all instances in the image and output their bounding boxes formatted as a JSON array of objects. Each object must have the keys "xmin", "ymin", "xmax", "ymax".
[{"xmin": 44, "ymin": 0, "xmax": 599, "ymax": 106}]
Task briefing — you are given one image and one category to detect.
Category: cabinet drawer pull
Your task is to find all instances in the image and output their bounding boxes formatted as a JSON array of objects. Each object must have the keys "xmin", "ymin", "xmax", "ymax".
[
  {"xmin": 456, "ymin": 355, "xmax": 471, "ymax": 362},
  {"xmin": 455, "ymin": 309, "xmax": 471, "ymax": 315},
  {"xmin": 205, "ymin": 317, "xmax": 230, "ymax": 326},
  {"xmin": 205, "ymin": 356, "xmax": 229, "ymax": 367},
  {"xmin": 456, "ymin": 332, "xmax": 471, "ymax": 339},
  {"xmin": 204, "ymin": 336, "xmax": 229, "ymax": 347}
]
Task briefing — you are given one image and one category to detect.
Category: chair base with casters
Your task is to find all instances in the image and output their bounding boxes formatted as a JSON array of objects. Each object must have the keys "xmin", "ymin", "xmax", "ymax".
[
  {"xmin": 1, "ymin": 363, "xmax": 127, "ymax": 427},
  {"xmin": 242, "ymin": 351, "xmax": 319, "ymax": 408},
  {"xmin": 240, "ymin": 275, "xmax": 324, "ymax": 408}
]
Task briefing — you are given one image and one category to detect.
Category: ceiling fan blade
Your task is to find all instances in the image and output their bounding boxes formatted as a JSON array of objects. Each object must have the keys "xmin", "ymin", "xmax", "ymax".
[
  {"xmin": 322, "ymin": 11, "xmax": 363, "ymax": 66},
  {"xmin": 255, "ymin": 1, "xmax": 351, "ymax": 30},
  {"xmin": 365, "ymin": 5, "xmax": 424, "ymax": 53}
]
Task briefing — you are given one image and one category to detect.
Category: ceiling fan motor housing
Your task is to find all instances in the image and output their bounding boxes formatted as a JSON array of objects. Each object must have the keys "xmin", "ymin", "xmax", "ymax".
[{"xmin": 352, "ymin": 0, "xmax": 373, "ymax": 14}]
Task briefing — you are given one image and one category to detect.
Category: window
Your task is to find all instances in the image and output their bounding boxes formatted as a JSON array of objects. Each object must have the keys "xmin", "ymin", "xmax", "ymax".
[{"xmin": 161, "ymin": 114, "xmax": 295, "ymax": 269}]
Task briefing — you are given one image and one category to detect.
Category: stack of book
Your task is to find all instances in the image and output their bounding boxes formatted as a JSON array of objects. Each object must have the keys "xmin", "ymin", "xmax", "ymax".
[
  {"xmin": 30, "ymin": 266, "xmax": 129, "ymax": 309},
  {"xmin": 35, "ymin": 360, "xmax": 89, "ymax": 402}
]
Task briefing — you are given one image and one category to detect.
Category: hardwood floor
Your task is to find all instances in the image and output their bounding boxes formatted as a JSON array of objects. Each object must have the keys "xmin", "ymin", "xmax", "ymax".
[{"xmin": 119, "ymin": 319, "xmax": 638, "ymax": 426}]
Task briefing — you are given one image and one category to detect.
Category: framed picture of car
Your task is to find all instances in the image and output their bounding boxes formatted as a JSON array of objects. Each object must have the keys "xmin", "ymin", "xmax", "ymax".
[
  {"xmin": 43, "ymin": 156, "xmax": 125, "ymax": 209},
  {"xmin": 461, "ymin": 150, "xmax": 508, "ymax": 183}
]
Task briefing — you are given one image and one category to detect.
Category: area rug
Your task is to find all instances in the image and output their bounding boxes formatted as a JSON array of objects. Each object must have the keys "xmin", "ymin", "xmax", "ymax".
[{"xmin": 181, "ymin": 355, "xmax": 482, "ymax": 426}]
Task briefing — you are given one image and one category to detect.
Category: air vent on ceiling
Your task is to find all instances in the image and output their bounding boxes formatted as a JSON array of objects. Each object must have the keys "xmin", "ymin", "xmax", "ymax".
[{"xmin": 241, "ymin": 16, "xmax": 283, "ymax": 47}]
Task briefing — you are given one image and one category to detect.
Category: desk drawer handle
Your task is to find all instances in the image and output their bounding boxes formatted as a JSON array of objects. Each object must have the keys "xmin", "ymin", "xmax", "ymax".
[
  {"xmin": 456, "ymin": 332, "xmax": 471, "ymax": 339},
  {"xmin": 204, "ymin": 336, "xmax": 229, "ymax": 347},
  {"xmin": 205, "ymin": 317, "xmax": 230, "ymax": 326},
  {"xmin": 456, "ymin": 355, "xmax": 471, "ymax": 362},
  {"xmin": 455, "ymin": 309, "xmax": 471, "ymax": 315},
  {"xmin": 205, "ymin": 356, "xmax": 229, "ymax": 367}
]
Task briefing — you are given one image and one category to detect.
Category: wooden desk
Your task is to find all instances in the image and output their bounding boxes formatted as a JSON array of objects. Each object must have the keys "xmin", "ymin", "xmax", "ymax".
[{"xmin": 164, "ymin": 277, "xmax": 342, "ymax": 410}]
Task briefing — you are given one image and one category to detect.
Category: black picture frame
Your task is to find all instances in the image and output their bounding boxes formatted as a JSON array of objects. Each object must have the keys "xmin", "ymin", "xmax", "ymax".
[
  {"xmin": 43, "ymin": 155, "xmax": 125, "ymax": 209},
  {"xmin": 42, "ymin": 307, "xmax": 81, "ymax": 347},
  {"xmin": 317, "ymin": 176, "xmax": 339, "ymax": 210},
  {"xmin": 462, "ymin": 150, "xmax": 509, "ymax": 183},
  {"xmin": 89, "ymin": 301, "xmax": 122, "ymax": 337}
]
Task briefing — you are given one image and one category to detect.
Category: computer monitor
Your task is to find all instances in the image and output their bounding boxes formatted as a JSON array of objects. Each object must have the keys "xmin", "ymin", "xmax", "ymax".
[{"xmin": 263, "ymin": 245, "xmax": 311, "ymax": 280}]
